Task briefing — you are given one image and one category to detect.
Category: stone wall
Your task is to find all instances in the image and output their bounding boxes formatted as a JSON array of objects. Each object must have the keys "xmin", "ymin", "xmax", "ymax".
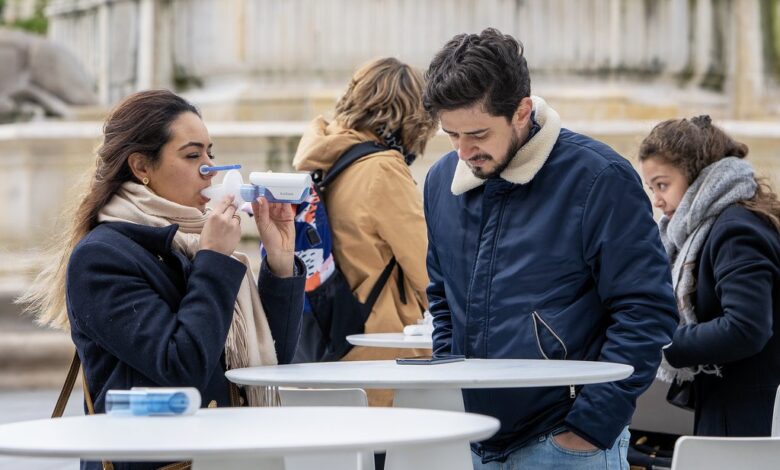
[
  {"xmin": 2, "ymin": 118, "xmax": 779, "ymax": 250},
  {"xmin": 45, "ymin": 0, "xmax": 780, "ymax": 118},
  {"xmin": 2, "ymin": 0, "xmax": 38, "ymax": 23}
]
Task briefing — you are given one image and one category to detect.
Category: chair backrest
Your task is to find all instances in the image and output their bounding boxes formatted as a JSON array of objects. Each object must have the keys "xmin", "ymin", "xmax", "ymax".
[
  {"xmin": 671, "ymin": 436, "xmax": 780, "ymax": 470},
  {"xmin": 279, "ymin": 387, "xmax": 374, "ymax": 470},
  {"xmin": 773, "ymin": 384, "xmax": 780, "ymax": 437},
  {"xmin": 278, "ymin": 387, "xmax": 369, "ymax": 407}
]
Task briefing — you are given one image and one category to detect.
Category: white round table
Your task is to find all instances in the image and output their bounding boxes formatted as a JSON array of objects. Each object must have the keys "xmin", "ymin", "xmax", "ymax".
[
  {"xmin": 347, "ymin": 332, "xmax": 432, "ymax": 349},
  {"xmin": 0, "ymin": 407, "xmax": 499, "ymax": 470},
  {"xmin": 226, "ymin": 358, "xmax": 634, "ymax": 411}
]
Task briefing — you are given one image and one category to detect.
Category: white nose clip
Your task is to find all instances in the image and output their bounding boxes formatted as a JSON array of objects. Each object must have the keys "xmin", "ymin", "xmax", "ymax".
[{"xmin": 199, "ymin": 164, "xmax": 242, "ymax": 175}]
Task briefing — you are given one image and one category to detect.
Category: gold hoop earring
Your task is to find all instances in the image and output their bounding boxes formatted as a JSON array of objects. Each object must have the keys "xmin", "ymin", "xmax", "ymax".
[{"xmin": 142, "ymin": 177, "xmax": 149, "ymax": 185}]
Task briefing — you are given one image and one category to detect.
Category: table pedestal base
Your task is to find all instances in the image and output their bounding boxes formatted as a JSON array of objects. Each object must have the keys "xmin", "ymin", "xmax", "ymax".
[
  {"xmin": 386, "ymin": 440, "xmax": 474, "ymax": 470},
  {"xmin": 193, "ymin": 443, "xmax": 472, "ymax": 470},
  {"xmin": 286, "ymin": 451, "xmax": 365, "ymax": 470},
  {"xmin": 193, "ymin": 456, "xmax": 285, "ymax": 470},
  {"xmin": 393, "ymin": 388, "xmax": 465, "ymax": 412},
  {"xmin": 193, "ymin": 453, "xmax": 366, "ymax": 470}
]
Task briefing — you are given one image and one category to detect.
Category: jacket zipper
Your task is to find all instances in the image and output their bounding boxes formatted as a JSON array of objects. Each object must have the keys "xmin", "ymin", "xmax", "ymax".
[
  {"xmin": 531, "ymin": 311, "xmax": 568, "ymax": 360},
  {"xmin": 482, "ymin": 195, "xmax": 510, "ymax": 357},
  {"xmin": 464, "ymin": 189, "xmax": 508, "ymax": 357},
  {"xmin": 531, "ymin": 310, "xmax": 576, "ymax": 400}
]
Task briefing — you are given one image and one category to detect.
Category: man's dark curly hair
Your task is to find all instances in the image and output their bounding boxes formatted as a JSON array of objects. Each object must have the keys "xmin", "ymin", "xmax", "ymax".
[{"xmin": 423, "ymin": 28, "xmax": 531, "ymax": 121}]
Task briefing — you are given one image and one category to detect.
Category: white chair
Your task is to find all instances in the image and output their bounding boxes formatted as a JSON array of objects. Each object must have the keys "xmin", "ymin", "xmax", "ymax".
[
  {"xmin": 671, "ymin": 436, "xmax": 780, "ymax": 469},
  {"xmin": 279, "ymin": 387, "xmax": 375, "ymax": 470},
  {"xmin": 772, "ymin": 384, "xmax": 780, "ymax": 437}
]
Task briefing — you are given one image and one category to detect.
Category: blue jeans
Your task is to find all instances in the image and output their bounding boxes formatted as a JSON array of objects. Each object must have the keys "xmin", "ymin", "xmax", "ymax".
[{"xmin": 471, "ymin": 427, "xmax": 630, "ymax": 470}]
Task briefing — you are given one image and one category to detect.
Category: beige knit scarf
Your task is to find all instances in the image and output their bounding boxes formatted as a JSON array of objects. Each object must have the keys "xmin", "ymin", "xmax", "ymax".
[{"xmin": 98, "ymin": 182, "xmax": 278, "ymax": 405}]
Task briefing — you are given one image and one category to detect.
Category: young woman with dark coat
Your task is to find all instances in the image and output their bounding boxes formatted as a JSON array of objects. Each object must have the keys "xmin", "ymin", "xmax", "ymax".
[
  {"xmin": 20, "ymin": 89, "xmax": 305, "ymax": 469},
  {"xmin": 639, "ymin": 115, "xmax": 780, "ymax": 437}
]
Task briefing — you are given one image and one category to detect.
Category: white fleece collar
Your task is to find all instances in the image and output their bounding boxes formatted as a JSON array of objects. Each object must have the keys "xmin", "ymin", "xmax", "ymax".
[{"xmin": 450, "ymin": 95, "xmax": 562, "ymax": 195}]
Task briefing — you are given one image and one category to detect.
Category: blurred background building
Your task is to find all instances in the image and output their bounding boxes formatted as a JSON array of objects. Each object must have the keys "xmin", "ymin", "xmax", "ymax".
[
  {"xmin": 2, "ymin": 0, "xmax": 778, "ymax": 246},
  {"xmin": 0, "ymin": 2, "xmax": 779, "ymax": 462}
]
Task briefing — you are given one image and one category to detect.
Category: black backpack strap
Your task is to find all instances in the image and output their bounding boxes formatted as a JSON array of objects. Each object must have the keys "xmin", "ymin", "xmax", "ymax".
[
  {"xmin": 319, "ymin": 141, "xmax": 390, "ymax": 191},
  {"xmin": 396, "ymin": 263, "xmax": 407, "ymax": 305},
  {"xmin": 363, "ymin": 257, "xmax": 397, "ymax": 313},
  {"xmin": 320, "ymin": 140, "xmax": 402, "ymax": 313}
]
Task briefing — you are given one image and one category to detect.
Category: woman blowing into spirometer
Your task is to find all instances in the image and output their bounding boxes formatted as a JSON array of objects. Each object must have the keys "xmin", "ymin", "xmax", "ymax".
[{"xmin": 20, "ymin": 90, "xmax": 305, "ymax": 445}]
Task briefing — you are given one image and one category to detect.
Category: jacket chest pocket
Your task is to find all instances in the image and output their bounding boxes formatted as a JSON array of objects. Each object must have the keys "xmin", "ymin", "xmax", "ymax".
[{"xmin": 531, "ymin": 310, "xmax": 568, "ymax": 360}]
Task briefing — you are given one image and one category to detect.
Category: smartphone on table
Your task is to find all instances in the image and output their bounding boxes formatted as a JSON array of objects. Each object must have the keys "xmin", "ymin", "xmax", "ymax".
[{"xmin": 395, "ymin": 355, "xmax": 465, "ymax": 365}]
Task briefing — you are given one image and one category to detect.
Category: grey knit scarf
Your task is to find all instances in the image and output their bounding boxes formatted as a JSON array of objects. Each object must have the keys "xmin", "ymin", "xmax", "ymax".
[{"xmin": 657, "ymin": 157, "xmax": 757, "ymax": 384}]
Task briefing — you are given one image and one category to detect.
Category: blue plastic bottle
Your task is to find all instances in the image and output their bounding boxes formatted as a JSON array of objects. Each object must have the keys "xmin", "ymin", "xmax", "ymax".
[{"xmin": 106, "ymin": 388, "xmax": 201, "ymax": 416}]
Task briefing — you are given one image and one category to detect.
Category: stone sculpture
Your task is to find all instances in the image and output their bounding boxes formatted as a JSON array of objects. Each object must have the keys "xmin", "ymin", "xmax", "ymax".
[{"xmin": 0, "ymin": 27, "xmax": 97, "ymax": 121}]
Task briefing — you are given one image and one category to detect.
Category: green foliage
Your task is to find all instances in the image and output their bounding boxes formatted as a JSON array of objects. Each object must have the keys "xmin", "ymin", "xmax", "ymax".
[
  {"xmin": 11, "ymin": 15, "xmax": 46, "ymax": 34},
  {"xmin": 764, "ymin": 0, "xmax": 780, "ymax": 81},
  {"xmin": 172, "ymin": 64, "xmax": 204, "ymax": 91},
  {"xmin": 1, "ymin": 0, "xmax": 49, "ymax": 35}
]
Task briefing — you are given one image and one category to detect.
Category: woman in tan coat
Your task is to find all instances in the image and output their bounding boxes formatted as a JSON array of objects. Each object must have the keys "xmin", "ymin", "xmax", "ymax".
[{"xmin": 293, "ymin": 57, "xmax": 437, "ymax": 406}]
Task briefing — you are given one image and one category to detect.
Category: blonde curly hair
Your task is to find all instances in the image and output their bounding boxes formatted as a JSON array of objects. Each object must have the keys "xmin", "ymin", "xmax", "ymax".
[{"xmin": 335, "ymin": 57, "xmax": 437, "ymax": 157}]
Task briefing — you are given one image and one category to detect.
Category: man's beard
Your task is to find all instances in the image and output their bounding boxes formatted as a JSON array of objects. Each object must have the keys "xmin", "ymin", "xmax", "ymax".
[{"xmin": 470, "ymin": 132, "xmax": 523, "ymax": 179}]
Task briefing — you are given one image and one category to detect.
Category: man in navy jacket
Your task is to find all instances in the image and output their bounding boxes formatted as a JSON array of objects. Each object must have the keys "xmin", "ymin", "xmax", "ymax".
[{"xmin": 422, "ymin": 28, "xmax": 678, "ymax": 468}]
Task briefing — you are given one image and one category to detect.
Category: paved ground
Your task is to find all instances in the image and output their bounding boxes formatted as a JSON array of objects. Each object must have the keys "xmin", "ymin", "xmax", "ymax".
[
  {"xmin": 0, "ymin": 389, "xmax": 83, "ymax": 469},
  {"xmin": 0, "ymin": 304, "xmax": 74, "ymax": 391}
]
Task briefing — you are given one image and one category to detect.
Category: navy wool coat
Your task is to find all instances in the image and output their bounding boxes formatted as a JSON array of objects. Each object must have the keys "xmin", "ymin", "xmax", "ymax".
[
  {"xmin": 425, "ymin": 129, "xmax": 678, "ymax": 463},
  {"xmin": 664, "ymin": 205, "xmax": 780, "ymax": 436},
  {"xmin": 66, "ymin": 222, "xmax": 305, "ymax": 470}
]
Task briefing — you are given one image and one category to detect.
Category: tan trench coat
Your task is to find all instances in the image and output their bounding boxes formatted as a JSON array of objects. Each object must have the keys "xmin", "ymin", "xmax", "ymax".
[{"xmin": 293, "ymin": 117, "xmax": 429, "ymax": 406}]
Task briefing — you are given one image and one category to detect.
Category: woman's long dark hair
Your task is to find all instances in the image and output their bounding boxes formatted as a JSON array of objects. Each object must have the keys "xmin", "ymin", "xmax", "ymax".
[
  {"xmin": 19, "ymin": 90, "xmax": 200, "ymax": 329},
  {"xmin": 639, "ymin": 115, "xmax": 780, "ymax": 232}
]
